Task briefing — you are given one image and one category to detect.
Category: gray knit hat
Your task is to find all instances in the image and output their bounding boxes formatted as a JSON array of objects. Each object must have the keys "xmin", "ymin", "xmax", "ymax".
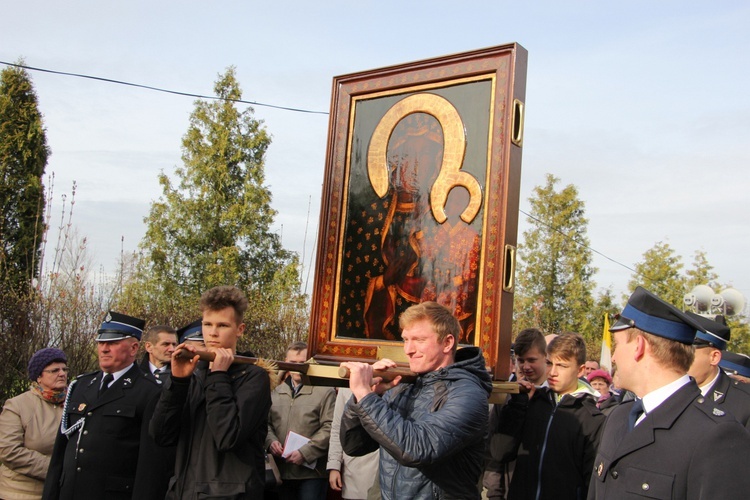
[{"xmin": 28, "ymin": 348, "xmax": 67, "ymax": 381}]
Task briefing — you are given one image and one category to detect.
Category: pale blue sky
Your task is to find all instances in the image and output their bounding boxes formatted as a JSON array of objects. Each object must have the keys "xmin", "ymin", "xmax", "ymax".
[{"xmin": 2, "ymin": 1, "xmax": 749, "ymax": 304}]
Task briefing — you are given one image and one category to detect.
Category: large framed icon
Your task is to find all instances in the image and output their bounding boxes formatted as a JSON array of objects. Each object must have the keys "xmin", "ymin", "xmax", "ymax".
[{"xmin": 308, "ymin": 43, "xmax": 527, "ymax": 381}]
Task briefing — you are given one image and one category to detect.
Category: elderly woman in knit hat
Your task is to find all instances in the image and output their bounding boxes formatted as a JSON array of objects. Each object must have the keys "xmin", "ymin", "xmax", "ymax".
[
  {"xmin": 0, "ymin": 347, "xmax": 68, "ymax": 499},
  {"xmin": 586, "ymin": 368, "xmax": 620, "ymax": 414}
]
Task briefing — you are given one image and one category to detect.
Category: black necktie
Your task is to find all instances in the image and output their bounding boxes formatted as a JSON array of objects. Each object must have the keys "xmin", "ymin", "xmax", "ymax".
[
  {"xmin": 99, "ymin": 373, "xmax": 114, "ymax": 396},
  {"xmin": 628, "ymin": 398, "xmax": 644, "ymax": 431}
]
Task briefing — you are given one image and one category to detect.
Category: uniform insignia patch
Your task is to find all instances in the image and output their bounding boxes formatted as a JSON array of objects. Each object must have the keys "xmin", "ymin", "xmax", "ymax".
[
  {"xmin": 713, "ymin": 408, "xmax": 725, "ymax": 417},
  {"xmin": 124, "ymin": 378, "xmax": 132, "ymax": 385},
  {"xmin": 105, "ymin": 312, "xmax": 112, "ymax": 322},
  {"xmin": 78, "ymin": 403, "xmax": 86, "ymax": 411},
  {"xmin": 713, "ymin": 390, "xmax": 724, "ymax": 402},
  {"xmin": 597, "ymin": 462, "xmax": 603, "ymax": 477}
]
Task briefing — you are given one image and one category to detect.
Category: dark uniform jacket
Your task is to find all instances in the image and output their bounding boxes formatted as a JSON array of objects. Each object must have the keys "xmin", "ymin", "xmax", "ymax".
[
  {"xmin": 131, "ymin": 357, "xmax": 175, "ymax": 499},
  {"xmin": 341, "ymin": 347, "xmax": 493, "ymax": 500},
  {"xmin": 706, "ymin": 369, "xmax": 750, "ymax": 429},
  {"xmin": 149, "ymin": 355, "xmax": 272, "ymax": 500},
  {"xmin": 493, "ymin": 384, "xmax": 605, "ymax": 500},
  {"xmin": 588, "ymin": 380, "xmax": 750, "ymax": 500},
  {"xmin": 42, "ymin": 364, "xmax": 164, "ymax": 500}
]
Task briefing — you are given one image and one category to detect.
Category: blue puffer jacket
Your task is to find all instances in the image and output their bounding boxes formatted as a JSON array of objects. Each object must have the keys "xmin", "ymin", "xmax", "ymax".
[{"xmin": 341, "ymin": 347, "xmax": 493, "ymax": 500}]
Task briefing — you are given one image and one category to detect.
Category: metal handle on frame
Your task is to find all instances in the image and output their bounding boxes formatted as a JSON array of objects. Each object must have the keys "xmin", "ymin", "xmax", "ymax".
[
  {"xmin": 503, "ymin": 244, "xmax": 516, "ymax": 292},
  {"xmin": 512, "ymin": 99, "xmax": 524, "ymax": 147}
]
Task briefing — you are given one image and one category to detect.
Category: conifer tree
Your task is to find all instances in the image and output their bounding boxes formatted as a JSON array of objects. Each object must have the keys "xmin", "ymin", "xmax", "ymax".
[
  {"xmin": 120, "ymin": 67, "xmax": 306, "ymax": 353},
  {"xmin": 627, "ymin": 241, "xmax": 685, "ymax": 306},
  {"xmin": 0, "ymin": 62, "xmax": 49, "ymax": 291},
  {"xmin": 514, "ymin": 174, "xmax": 597, "ymax": 338}
]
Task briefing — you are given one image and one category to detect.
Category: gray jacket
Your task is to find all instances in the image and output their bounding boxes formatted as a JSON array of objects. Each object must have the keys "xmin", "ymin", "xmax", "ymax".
[{"xmin": 341, "ymin": 347, "xmax": 493, "ymax": 500}]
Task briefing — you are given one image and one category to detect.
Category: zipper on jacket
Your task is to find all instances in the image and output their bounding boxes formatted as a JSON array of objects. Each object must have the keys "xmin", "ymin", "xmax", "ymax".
[{"xmin": 535, "ymin": 395, "xmax": 557, "ymax": 500}]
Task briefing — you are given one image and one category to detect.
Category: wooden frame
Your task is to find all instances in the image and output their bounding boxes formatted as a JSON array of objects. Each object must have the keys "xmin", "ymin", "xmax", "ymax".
[{"xmin": 308, "ymin": 44, "xmax": 527, "ymax": 380}]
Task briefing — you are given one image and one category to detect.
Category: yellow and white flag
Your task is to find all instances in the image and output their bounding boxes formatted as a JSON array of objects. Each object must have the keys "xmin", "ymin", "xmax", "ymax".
[{"xmin": 600, "ymin": 313, "xmax": 612, "ymax": 373}]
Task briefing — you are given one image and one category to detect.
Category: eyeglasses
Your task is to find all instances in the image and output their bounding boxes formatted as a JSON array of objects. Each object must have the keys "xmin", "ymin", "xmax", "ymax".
[{"xmin": 42, "ymin": 367, "xmax": 70, "ymax": 375}]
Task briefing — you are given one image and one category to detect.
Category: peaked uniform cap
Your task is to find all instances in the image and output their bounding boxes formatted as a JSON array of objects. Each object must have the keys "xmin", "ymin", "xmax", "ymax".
[
  {"xmin": 609, "ymin": 286, "xmax": 706, "ymax": 344},
  {"xmin": 177, "ymin": 319, "xmax": 203, "ymax": 343},
  {"xmin": 96, "ymin": 311, "xmax": 146, "ymax": 341},
  {"xmin": 719, "ymin": 351, "xmax": 750, "ymax": 378},
  {"xmin": 685, "ymin": 312, "xmax": 730, "ymax": 350}
]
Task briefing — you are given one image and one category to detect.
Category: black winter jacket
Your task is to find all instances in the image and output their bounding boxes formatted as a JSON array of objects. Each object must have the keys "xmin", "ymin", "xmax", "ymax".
[
  {"xmin": 149, "ymin": 356, "xmax": 271, "ymax": 499},
  {"xmin": 493, "ymin": 383, "xmax": 605, "ymax": 500}
]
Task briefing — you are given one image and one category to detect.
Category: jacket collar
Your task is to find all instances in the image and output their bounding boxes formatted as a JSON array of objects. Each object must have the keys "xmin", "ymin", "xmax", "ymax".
[
  {"xmin": 82, "ymin": 364, "xmax": 142, "ymax": 411},
  {"xmin": 610, "ymin": 381, "xmax": 700, "ymax": 461}
]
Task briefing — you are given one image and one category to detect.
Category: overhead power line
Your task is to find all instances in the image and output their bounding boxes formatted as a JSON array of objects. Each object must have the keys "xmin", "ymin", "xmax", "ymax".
[
  {"xmin": 0, "ymin": 60, "xmax": 329, "ymax": 115},
  {"xmin": 520, "ymin": 208, "xmax": 662, "ymax": 291},
  {"xmin": 3, "ymin": 60, "xmax": 726, "ymax": 294}
]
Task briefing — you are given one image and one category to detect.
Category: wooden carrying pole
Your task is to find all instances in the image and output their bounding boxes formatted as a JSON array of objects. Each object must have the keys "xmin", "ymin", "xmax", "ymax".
[
  {"xmin": 336, "ymin": 365, "xmax": 417, "ymax": 384},
  {"xmin": 174, "ymin": 348, "xmax": 309, "ymax": 375},
  {"xmin": 173, "ymin": 348, "xmax": 418, "ymax": 387}
]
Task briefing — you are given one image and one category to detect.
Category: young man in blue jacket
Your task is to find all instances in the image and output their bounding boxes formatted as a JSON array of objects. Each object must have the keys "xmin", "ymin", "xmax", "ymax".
[{"xmin": 340, "ymin": 301, "xmax": 493, "ymax": 500}]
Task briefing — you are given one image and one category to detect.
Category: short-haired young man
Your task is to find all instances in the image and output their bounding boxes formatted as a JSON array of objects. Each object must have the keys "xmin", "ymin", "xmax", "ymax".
[
  {"xmin": 149, "ymin": 285, "xmax": 272, "ymax": 499},
  {"xmin": 493, "ymin": 333, "xmax": 605, "ymax": 500},
  {"xmin": 513, "ymin": 328, "xmax": 548, "ymax": 386},
  {"xmin": 589, "ymin": 286, "xmax": 750, "ymax": 499},
  {"xmin": 485, "ymin": 328, "xmax": 548, "ymax": 498},
  {"xmin": 340, "ymin": 302, "xmax": 493, "ymax": 499}
]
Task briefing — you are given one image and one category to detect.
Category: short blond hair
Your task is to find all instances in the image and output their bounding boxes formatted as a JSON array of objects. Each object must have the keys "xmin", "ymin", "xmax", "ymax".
[
  {"xmin": 399, "ymin": 302, "xmax": 459, "ymax": 353},
  {"xmin": 627, "ymin": 328, "xmax": 694, "ymax": 372}
]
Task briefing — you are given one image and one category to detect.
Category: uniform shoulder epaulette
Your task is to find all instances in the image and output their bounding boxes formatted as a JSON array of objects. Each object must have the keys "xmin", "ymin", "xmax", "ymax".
[
  {"xmin": 73, "ymin": 370, "xmax": 99, "ymax": 380},
  {"xmin": 730, "ymin": 379, "xmax": 750, "ymax": 394},
  {"xmin": 693, "ymin": 395, "xmax": 729, "ymax": 420}
]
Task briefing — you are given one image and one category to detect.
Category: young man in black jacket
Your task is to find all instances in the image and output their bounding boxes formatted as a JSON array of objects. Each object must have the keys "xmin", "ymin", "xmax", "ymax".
[
  {"xmin": 494, "ymin": 333, "xmax": 605, "ymax": 500},
  {"xmin": 149, "ymin": 285, "xmax": 273, "ymax": 499}
]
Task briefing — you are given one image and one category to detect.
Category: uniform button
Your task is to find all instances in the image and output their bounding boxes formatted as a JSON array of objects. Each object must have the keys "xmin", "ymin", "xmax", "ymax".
[
  {"xmin": 697, "ymin": 397, "xmax": 705, "ymax": 404},
  {"xmin": 611, "ymin": 471, "xmax": 619, "ymax": 479},
  {"xmin": 83, "ymin": 430, "xmax": 88, "ymax": 435},
  {"xmin": 77, "ymin": 467, "xmax": 81, "ymax": 472},
  {"xmin": 79, "ymin": 448, "xmax": 84, "ymax": 453},
  {"xmin": 642, "ymin": 483, "xmax": 650, "ymax": 491},
  {"xmin": 116, "ymin": 409, "xmax": 121, "ymax": 414},
  {"xmin": 87, "ymin": 412, "xmax": 93, "ymax": 416}
]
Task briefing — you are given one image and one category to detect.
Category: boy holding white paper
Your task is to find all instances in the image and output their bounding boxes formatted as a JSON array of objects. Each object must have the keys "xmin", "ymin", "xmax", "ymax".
[{"xmin": 267, "ymin": 341, "xmax": 336, "ymax": 500}]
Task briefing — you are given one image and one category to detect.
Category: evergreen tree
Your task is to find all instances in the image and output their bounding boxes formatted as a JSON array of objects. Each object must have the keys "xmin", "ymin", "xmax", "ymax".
[
  {"xmin": 0, "ymin": 61, "xmax": 50, "ymax": 402},
  {"xmin": 514, "ymin": 174, "xmax": 597, "ymax": 339},
  {"xmin": 0, "ymin": 61, "xmax": 49, "ymax": 290},
  {"xmin": 627, "ymin": 241, "xmax": 685, "ymax": 307},
  {"xmin": 685, "ymin": 249, "xmax": 719, "ymax": 290},
  {"xmin": 119, "ymin": 67, "xmax": 306, "ymax": 351}
]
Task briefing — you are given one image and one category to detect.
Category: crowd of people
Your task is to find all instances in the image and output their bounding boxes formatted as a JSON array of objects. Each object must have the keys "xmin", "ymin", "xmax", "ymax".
[{"xmin": 1, "ymin": 284, "xmax": 749, "ymax": 499}]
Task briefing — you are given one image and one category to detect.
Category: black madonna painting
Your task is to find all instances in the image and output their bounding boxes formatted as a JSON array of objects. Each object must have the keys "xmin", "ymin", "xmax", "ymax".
[
  {"xmin": 339, "ymin": 86, "xmax": 488, "ymax": 344},
  {"xmin": 309, "ymin": 44, "xmax": 527, "ymax": 379}
]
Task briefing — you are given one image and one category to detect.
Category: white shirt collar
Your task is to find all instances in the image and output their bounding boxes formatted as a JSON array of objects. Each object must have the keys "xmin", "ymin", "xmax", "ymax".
[
  {"xmin": 698, "ymin": 368, "xmax": 721, "ymax": 396},
  {"xmin": 103, "ymin": 363, "xmax": 135, "ymax": 387},
  {"xmin": 148, "ymin": 361, "xmax": 159, "ymax": 374},
  {"xmin": 642, "ymin": 374, "xmax": 691, "ymax": 416}
]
